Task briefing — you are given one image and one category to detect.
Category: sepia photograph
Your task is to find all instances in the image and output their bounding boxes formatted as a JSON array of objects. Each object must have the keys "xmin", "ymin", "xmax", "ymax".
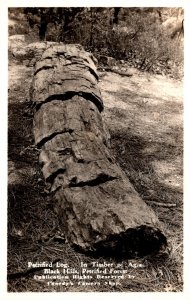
[{"xmin": 5, "ymin": 3, "xmax": 186, "ymax": 296}]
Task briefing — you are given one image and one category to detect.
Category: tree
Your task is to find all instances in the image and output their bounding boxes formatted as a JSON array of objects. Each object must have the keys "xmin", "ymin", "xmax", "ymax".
[
  {"xmin": 113, "ymin": 7, "xmax": 121, "ymax": 25},
  {"xmin": 24, "ymin": 7, "xmax": 85, "ymax": 41}
]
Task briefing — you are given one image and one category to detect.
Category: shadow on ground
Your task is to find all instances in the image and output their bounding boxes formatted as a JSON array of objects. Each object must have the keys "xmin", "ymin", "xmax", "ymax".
[{"xmin": 110, "ymin": 127, "xmax": 183, "ymax": 226}]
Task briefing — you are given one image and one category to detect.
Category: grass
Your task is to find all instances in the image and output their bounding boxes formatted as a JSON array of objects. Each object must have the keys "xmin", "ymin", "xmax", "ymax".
[{"xmin": 7, "ymin": 24, "xmax": 183, "ymax": 292}]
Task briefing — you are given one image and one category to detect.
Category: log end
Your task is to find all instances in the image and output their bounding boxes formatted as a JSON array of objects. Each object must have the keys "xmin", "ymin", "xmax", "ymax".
[{"xmin": 77, "ymin": 225, "xmax": 167, "ymax": 259}]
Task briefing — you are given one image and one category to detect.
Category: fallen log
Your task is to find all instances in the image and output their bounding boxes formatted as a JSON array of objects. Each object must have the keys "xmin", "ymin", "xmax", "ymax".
[{"xmin": 31, "ymin": 43, "xmax": 167, "ymax": 258}]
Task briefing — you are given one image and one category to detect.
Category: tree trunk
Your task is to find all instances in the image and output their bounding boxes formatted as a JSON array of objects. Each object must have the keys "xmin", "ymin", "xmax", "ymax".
[
  {"xmin": 113, "ymin": 7, "xmax": 121, "ymax": 25},
  {"xmin": 39, "ymin": 13, "xmax": 47, "ymax": 41},
  {"xmin": 31, "ymin": 44, "xmax": 167, "ymax": 258}
]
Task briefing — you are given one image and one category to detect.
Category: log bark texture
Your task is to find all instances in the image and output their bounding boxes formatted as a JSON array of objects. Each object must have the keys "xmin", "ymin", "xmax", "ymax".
[{"xmin": 31, "ymin": 44, "xmax": 167, "ymax": 258}]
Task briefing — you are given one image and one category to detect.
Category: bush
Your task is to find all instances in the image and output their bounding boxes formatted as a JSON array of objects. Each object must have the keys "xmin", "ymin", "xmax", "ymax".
[
  {"xmin": 56, "ymin": 8, "xmax": 183, "ymax": 78},
  {"xmin": 9, "ymin": 7, "xmax": 183, "ymax": 79},
  {"xmin": 9, "ymin": 22, "xmax": 29, "ymax": 36}
]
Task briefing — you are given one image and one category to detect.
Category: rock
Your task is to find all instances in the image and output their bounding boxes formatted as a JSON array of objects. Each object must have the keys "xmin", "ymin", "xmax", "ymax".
[{"xmin": 31, "ymin": 43, "xmax": 167, "ymax": 258}]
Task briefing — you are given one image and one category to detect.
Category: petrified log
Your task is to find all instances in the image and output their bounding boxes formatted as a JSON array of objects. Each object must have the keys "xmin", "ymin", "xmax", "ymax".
[{"xmin": 31, "ymin": 44, "xmax": 167, "ymax": 258}]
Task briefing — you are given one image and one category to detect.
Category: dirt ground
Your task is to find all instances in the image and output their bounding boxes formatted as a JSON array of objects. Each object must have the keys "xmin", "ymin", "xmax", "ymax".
[{"xmin": 8, "ymin": 39, "xmax": 183, "ymax": 292}]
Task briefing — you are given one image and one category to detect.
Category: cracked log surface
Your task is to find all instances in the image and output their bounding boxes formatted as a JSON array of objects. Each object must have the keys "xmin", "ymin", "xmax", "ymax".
[{"xmin": 31, "ymin": 43, "xmax": 167, "ymax": 258}]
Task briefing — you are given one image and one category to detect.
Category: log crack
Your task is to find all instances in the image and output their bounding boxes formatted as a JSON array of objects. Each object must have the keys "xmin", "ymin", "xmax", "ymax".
[
  {"xmin": 69, "ymin": 173, "xmax": 119, "ymax": 188},
  {"xmin": 34, "ymin": 65, "xmax": 54, "ymax": 76},
  {"xmin": 35, "ymin": 92, "xmax": 103, "ymax": 113},
  {"xmin": 36, "ymin": 129, "xmax": 74, "ymax": 148},
  {"xmin": 46, "ymin": 168, "xmax": 66, "ymax": 184}
]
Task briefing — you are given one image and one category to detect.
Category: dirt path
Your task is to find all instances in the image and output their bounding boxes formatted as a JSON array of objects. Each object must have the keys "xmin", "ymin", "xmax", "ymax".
[{"xmin": 100, "ymin": 71, "xmax": 183, "ymax": 192}]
